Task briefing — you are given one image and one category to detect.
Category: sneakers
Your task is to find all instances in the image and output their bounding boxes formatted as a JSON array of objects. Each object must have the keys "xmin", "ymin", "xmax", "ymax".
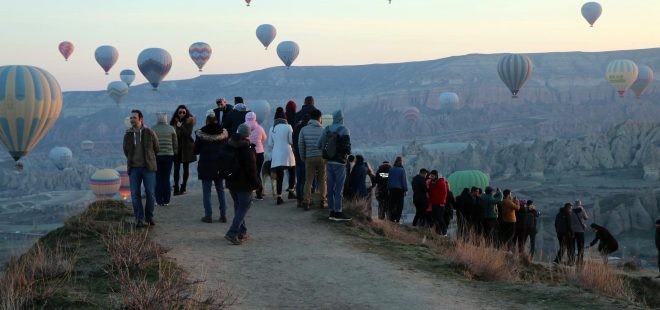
[
  {"xmin": 201, "ymin": 216, "xmax": 212, "ymax": 223},
  {"xmin": 173, "ymin": 185, "xmax": 180, "ymax": 196},
  {"xmin": 276, "ymin": 197, "xmax": 284, "ymax": 205},
  {"xmin": 219, "ymin": 215, "xmax": 227, "ymax": 223},
  {"xmin": 332, "ymin": 212, "xmax": 352, "ymax": 221},
  {"xmin": 224, "ymin": 234, "xmax": 242, "ymax": 245},
  {"xmin": 255, "ymin": 195, "xmax": 264, "ymax": 201},
  {"xmin": 147, "ymin": 219, "xmax": 156, "ymax": 226},
  {"xmin": 287, "ymin": 190, "xmax": 297, "ymax": 199},
  {"xmin": 329, "ymin": 211, "xmax": 336, "ymax": 220},
  {"xmin": 239, "ymin": 234, "xmax": 249, "ymax": 242}
]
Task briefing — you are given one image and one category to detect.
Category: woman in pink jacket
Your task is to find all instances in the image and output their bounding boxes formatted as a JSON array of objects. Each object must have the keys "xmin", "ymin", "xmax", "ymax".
[{"xmin": 245, "ymin": 112, "xmax": 267, "ymax": 200}]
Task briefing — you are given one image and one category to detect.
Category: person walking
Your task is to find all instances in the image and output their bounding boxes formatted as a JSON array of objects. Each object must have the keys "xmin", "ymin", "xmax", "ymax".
[
  {"xmin": 224, "ymin": 124, "xmax": 262, "ymax": 245},
  {"xmin": 570, "ymin": 200, "xmax": 589, "ymax": 265},
  {"xmin": 298, "ymin": 108, "xmax": 326, "ymax": 211},
  {"xmin": 151, "ymin": 111, "xmax": 177, "ymax": 206},
  {"xmin": 554, "ymin": 203, "xmax": 574, "ymax": 265},
  {"xmin": 411, "ymin": 168, "xmax": 429, "ymax": 227},
  {"xmin": 245, "ymin": 111, "xmax": 267, "ymax": 200},
  {"xmin": 123, "ymin": 109, "xmax": 159, "ymax": 228},
  {"xmin": 170, "ymin": 105, "xmax": 196, "ymax": 196},
  {"xmin": 374, "ymin": 161, "xmax": 392, "ymax": 220},
  {"xmin": 194, "ymin": 113, "xmax": 229, "ymax": 223},
  {"xmin": 317, "ymin": 109, "xmax": 352, "ymax": 221},
  {"xmin": 387, "ymin": 156, "xmax": 407, "ymax": 223},
  {"xmin": 267, "ymin": 107, "xmax": 296, "ymax": 205},
  {"xmin": 586, "ymin": 223, "xmax": 619, "ymax": 264}
]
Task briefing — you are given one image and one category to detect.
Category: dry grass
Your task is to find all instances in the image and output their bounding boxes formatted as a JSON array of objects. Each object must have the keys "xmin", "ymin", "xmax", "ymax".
[
  {"xmin": 449, "ymin": 230, "xmax": 519, "ymax": 281},
  {"xmin": 63, "ymin": 199, "xmax": 132, "ymax": 236},
  {"xmin": 101, "ymin": 226, "xmax": 167, "ymax": 271},
  {"xmin": 567, "ymin": 260, "xmax": 634, "ymax": 301}
]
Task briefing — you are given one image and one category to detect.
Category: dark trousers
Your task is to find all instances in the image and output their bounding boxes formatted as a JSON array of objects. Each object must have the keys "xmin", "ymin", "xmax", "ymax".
[
  {"xmin": 432, "ymin": 204, "xmax": 447, "ymax": 235},
  {"xmin": 412, "ymin": 199, "xmax": 428, "ymax": 226},
  {"xmin": 173, "ymin": 160, "xmax": 190, "ymax": 188},
  {"xmin": 529, "ymin": 231, "xmax": 537, "ymax": 257},
  {"xmin": 574, "ymin": 232, "xmax": 585, "ymax": 265},
  {"xmin": 155, "ymin": 155, "xmax": 173, "ymax": 204},
  {"xmin": 275, "ymin": 166, "xmax": 296, "ymax": 195},
  {"xmin": 500, "ymin": 222, "xmax": 516, "ymax": 250},
  {"xmin": 227, "ymin": 191, "xmax": 253, "ymax": 238},
  {"xmin": 482, "ymin": 218, "xmax": 498, "ymax": 244},
  {"xmin": 255, "ymin": 153, "xmax": 264, "ymax": 197},
  {"xmin": 515, "ymin": 228, "xmax": 529, "ymax": 254},
  {"xmin": 554, "ymin": 233, "xmax": 574, "ymax": 264},
  {"xmin": 295, "ymin": 162, "xmax": 305, "ymax": 203},
  {"xmin": 388, "ymin": 189, "xmax": 405, "ymax": 222},
  {"xmin": 376, "ymin": 194, "xmax": 389, "ymax": 220}
]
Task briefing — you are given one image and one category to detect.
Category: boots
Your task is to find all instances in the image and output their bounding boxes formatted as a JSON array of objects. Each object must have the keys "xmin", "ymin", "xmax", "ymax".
[
  {"xmin": 173, "ymin": 184, "xmax": 180, "ymax": 196},
  {"xmin": 179, "ymin": 184, "xmax": 187, "ymax": 195},
  {"xmin": 287, "ymin": 189, "xmax": 296, "ymax": 199},
  {"xmin": 276, "ymin": 196, "xmax": 284, "ymax": 205}
]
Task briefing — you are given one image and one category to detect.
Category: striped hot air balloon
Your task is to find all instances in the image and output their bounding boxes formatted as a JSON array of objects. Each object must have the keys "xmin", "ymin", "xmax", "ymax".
[
  {"xmin": 58, "ymin": 41, "xmax": 74, "ymax": 61},
  {"xmin": 189, "ymin": 42, "xmax": 212, "ymax": 72},
  {"xmin": 107, "ymin": 81, "xmax": 128, "ymax": 105},
  {"xmin": 81, "ymin": 140, "xmax": 94, "ymax": 151},
  {"xmin": 581, "ymin": 2, "xmax": 602, "ymax": 27},
  {"xmin": 49, "ymin": 146, "xmax": 73, "ymax": 170},
  {"xmin": 90, "ymin": 169, "xmax": 121, "ymax": 200},
  {"xmin": 138, "ymin": 48, "xmax": 172, "ymax": 91},
  {"xmin": 256, "ymin": 24, "xmax": 277, "ymax": 50},
  {"xmin": 447, "ymin": 170, "xmax": 489, "ymax": 193},
  {"xmin": 120, "ymin": 69, "xmax": 136, "ymax": 86},
  {"xmin": 497, "ymin": 54, "xmax": 534, "ymax": 98},
  {"xmin": 605, "ymin": 59, "xmax": 638, "ymax": 98},
  {"xmin": 246, "ymin": 100, "xmax": 271, "ymax": 124},
  {"xmin": 276, "ymin": 41, "xmax": 300, "ymax": 68},
  {"xmin": 403, "ymin": 107, "xmax": 420, "ymax": 124},
  {"xmin": 630, "ymin": 65, "xmax": 654, "ymax": 99},
  {"xmin": 94, "ymin": 45, "xmax": 119, "ymax": 75},
  {"xmin": 0, "ymin": 66, "xmax": 63, "ymax": 161},
  {"xmin": 115, "ymin": 165, "xmax": 131, "ymax": 200}
]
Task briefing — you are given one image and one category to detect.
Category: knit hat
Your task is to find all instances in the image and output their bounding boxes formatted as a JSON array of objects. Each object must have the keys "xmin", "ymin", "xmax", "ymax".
[
  {"xmin": 245, "ymin": 111, "xmax": 257, "ymax": 123},
  {"xmin": 234, "ymin": 96, "xmax": 244, "ymax": 104},
  {"xmin": 237, "ymin": 123, "xmax": 251, "ymax": 138},
  {"xmin": 274, "ymin": 107, "xmax": 285, "ymax": 119}
]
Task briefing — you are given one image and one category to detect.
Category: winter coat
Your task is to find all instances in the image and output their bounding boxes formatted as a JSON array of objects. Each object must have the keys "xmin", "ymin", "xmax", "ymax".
[
  {"xmin": 374, "ymin": 164, "xmax": 391, "ymax": 199},
  {"xmin": 570, "ymin": 207, "xmax": 589, "ymax": 233},
  {"xmin": 589, "ymin": 225, "xmax": 618, "ymax": 254},
  {"xmin": 123, "ymin": 126, "xmax": 159, "ymax": 172},
  {"xmin": 317, "ymin": 110, "xmax": 351, "ymax": 165},
  {"xmin": 193, "ymin": 124, "xmax": 228, "ymax": 180},
  {"xmin": 294, "ymin": 104, "xmax": 317, "ymax": 131},
  {"xmin": 151, "ymin": 123, "xmax": 178, "ymax": 156},
  {"xmin": 224, "ymin": 108, "xmax": 249, "ymax": 137},
  {"xmin": 480, "ymin": 191, "xmax": 503, "ymax": 220},
  {"xmin": 411, "ymin": 175, "xmax": 428, "ymax": 204},
  {"xmin": 298, "ymin": 120, "xmax": 324, "ymax": 159},
  {"xmin": 214, "ymin": 104, "xmax": 234, "ymax": 131},
  {"xmin": 245, "ymin": 113, "xmax": 267, "ymax": 154},
  {"xmin": 501, "ymin": 197, "xmax": 520, "ymax": 223},
  {"xmin": 347, "ymin": 162, "xmax": 370, "ymax": 199},
  {"xmin": 225, "ymin": 134, "xmax": 260, "ymax": 192},
  {"xmin": 172, "ymin": 116, "xmax": 197, "ymax": 163},
  {"xmin": 387, "ymin": 166, "xmax": 407, "ymax": 192},
  {"xmin": 293, "ymin": 105, "xmax": 315, "ymax": 161},
  {"xmin": 427, "ymin": 178, "xmax": 448, "ymax": 206},
  {"xmin": 554, "ymin": 208, "xmax": 573, "ymax": 237},
  {"xmin": 267, "ymin": 119, "xmax": 296, "ymax": 168},
  {"xmin": 455, "ymin": 190, "xmax": 473, "ymax": 220}
]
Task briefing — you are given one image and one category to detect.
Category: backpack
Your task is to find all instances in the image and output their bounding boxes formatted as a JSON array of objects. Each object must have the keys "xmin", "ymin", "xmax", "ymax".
[
  {"xmin": 216, "ymin": 143, "xmax": 240, "ymax": 180},
  {"xmin": 322, "ymin": 127, "xmax": 349, "ymax": 160}
]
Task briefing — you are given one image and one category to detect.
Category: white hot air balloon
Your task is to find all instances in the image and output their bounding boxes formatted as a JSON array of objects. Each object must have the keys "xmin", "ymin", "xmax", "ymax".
[
  {"xmin": 276, "ymin": 41, "xmax": 300, "ymax": 68},
  {"xmin": 48, "ymin": 147, "xmax": 73, "ymax": 170},
  {"xmin": 256, "ymin": 24, "xmax": 277, "ymax": 50},
  {"xmin": 438, "ymin": 92, "xmax": 460, "ymax": 112},
  {"xmin": 107, "ymin": 81, "xmax": 129, "ymax": 105},
  {"xmin": 605, "ymin": 59, "xmax": 638, "ymax": 98}
]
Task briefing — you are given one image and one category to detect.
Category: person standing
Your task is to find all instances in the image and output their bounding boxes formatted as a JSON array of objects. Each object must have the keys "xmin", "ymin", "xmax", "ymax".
[
  {"xmin": 554, "ymin": 203, "xmax": 574, "ymax": 265},
  {"xmin": 245, "ymin": 111, "xmax": 267, "ymax": 200},
  {"xmin": 151, "ymin": 112, "xmax": 177, "ymax": 206},
  {"xmin": 347, "ymin": 155, "xmax": 374, "ymax": 201},
  {"xmin": 317, "ymin": 109, "xmax": 352, "ymax": 221},
  {"xmin": 427, "ymin": 170, "xmax": 449, "ymax": 234},
  {"xmin": 123, "ymin": 110, "xmax": 159, "ymax": 228},
  {"xmin": 213, "ymin": 97, "xmax": 233, "ymax": 131},
  {"xmin": 374, "ymin": 161, "xmax": 392, "ymax": 220},
  {"xmin": 525, "ymin": 200, "xmax": 540, "ymax": 257},
  {"xmin": 387, "ymin": 156, "xmax": 408, "ymax": 223},
  {"xmin": 170, "ymin": 105, "xmax": 196, "ymax": 195},
  {"xmin": 224, "ymin": 124, "xmax": 262, "ymax": 245},
  {"xmin": 500, "ymin": 189, "xmax": 520, "ymax": 250},
  {"xmin": 655, "ymin": 219, "xmax": 660, "ymax": 278},
  {"xmin": 298, "ymin": 108, "xmax": 326, "ymax": 211},
  {"xmin": 224, "ymin": 97, "xmax": 250, "ymax": 136},
  {"xmin": 480, "ymin": 187, "xmax": 503, "ymax": 243},
  {"xmin": 570, "ymin": 200, "xmax": 589, "ymax": 265},
  {"xmin": 194, "ymin": 113, "xmax": 229, "ymax": 223},
  {"xmin": 293, "ymin": 97, "xmax": 316, "ymax": 207},
  {"xmin": 267, "ymin": 107, "xmax": 296, "ymax": 205}
]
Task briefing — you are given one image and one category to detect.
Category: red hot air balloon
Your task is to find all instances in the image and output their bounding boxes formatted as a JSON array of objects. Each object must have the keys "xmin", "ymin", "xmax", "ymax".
[
  {"xmin": 403, "ymin": 107, "xmax": 420, "ymax": 124},
  {"xmin": 58, "ymin": 41, "xmax": 74, "ymax": 61}
]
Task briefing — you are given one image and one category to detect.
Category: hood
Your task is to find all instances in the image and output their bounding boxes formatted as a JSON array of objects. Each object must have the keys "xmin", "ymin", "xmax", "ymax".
[
  {"xmin": 228, "ymin": 134, "xmax": 251, "ymax": 148},
  {"xmin": 197, "ymin": 123, "xmax": 224, "ymax": 137},
  {"xmin": 332, "ymin": 110, "xmax": 344, "ymax": 124},
  {"xmin": 306, "ymin": 119, "xmax": 322, "ymax": 127},
  {"xmin": 126, "ymin": 125, "xmax": 145, "ymax": 134},
  {"xmin": 245, "ymin": 111, "xmax": 257, "ymax": 123}
]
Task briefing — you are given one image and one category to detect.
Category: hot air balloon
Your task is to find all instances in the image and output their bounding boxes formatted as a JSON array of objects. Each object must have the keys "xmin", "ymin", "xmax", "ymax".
[
  {"xmin": 107, "ymin": 81, "xmax": 128, "ymax": 105},
  {"xmin": 256, "ymin": 24, "xmax": 277, "ymax": 50},
  {"xmin": 81, "ymin": 140, "xmax": 94, "ymax": 152},
  {"xmin": 581, "ymin": 2, "xmax": 602, "ymax": 27},
  {"xmin": 120, "ymin": 69, "xmax": 136, "ymax": 86},
  {"xmin": 90, "ymin": 169, "xmax": 121, "ymax": 200},
  {"xmin": 497, "ymin": 54, "xmax": 534, "ymax": 98},
  {"xmin": 0, "ymin": 66, "xmax": 63, "ymax": 162},
  {"xmin": 49, "ymin": 146, "xmax": 73, "ymax": 170},
  {"xmin": 437, "ymin": 92, "xmax": 460, "ymax": 112},
  {"xmin": 606, "ymin": 59, "xmax": 638, "ymax": 98},
  {"xmin": 630, "ymin": 65, "xmax": 654, "ymax": 99},
  {"xmin": 403, "ymin": 107, "xmax": 420, "ymax": 124},
  {"xmin": 246, "ymin": 100, "xmax": 271, "ymax": 124},
  {"xmin": 138, "ymin": 48, "xmax": 172, "ymax": 91},
  {"xmin": 447, "ymin": 170, "xmax": 489, "ymax": 193},
  {"xmin": 245, "ymin": 0, "xmax": 251, "ymax": 6},
  {"xmin": 115, "ymin": 165, "xmax": 131, "ymax": 200},
  {"xmin": 189, "ymin": 42, "xmax": 212, "ymax": 72},
  {"xmin": 277, "ymin": 41, "xmax": 300, "ymax": 68},
  {"xmin": 94, "ymin": 45, "xmax": 119, "ymax": 75},
  {"xmin": 58, "ymin": 41, "xmax": 74, "ymax": 61}
]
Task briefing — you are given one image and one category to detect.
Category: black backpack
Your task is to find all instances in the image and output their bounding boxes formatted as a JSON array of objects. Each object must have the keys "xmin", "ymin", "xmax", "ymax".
[
  {"xmin": 322, "ymin": 127, "xmax": 349, "ymax": 160},
  {"xmin": 217, "ymin": 143, "xmax": 239, "ymax": 180}
]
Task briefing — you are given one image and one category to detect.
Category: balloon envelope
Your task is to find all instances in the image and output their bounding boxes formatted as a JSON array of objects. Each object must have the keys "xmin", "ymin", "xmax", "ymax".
[
  {"xmin": 138, "ymin": 48, "xmax": 173, "ymax": 90},
  {"xmin": 630, "ymin": 65, "xmax": 654, "ymax": 98},
  {"xmin": 497, "ymin": 54, "xmax": 533, "ymax": 98},
  {"xmin": 90, "ymin": 169, "xmax": 120, "ymax": 200},
  {"xmin": 189, "ymin": 42, "xmax": 212, "ymax": 72},
  {"xmin": 49, "ymin": 146, "xmax": 73, "ymax": 170},
  {"xmin": 107, "ymin": 81, "xmax": 129, "ymax": 104},
  {"xmin": 256, "ymin": 24, "xmax": 277, "ymax": 49},
  {"xmin": 447, "ymin": 170, "xmax": 489, "ymax": 193},
  {"xmin": 438, "ymin": 92, "xmax": 460, "ymax": 112},
  {"xmin": 58, "ymin": 41, "xmax": 74, "ymax": 61},
  {"xmin": 606, "ymin": 59, "xmax": 638, "ymax": 97},
  {"xmin": 246, "ymin": 100, "xmax": 271, "ymax": 124},
  {"xmin": 94, "ymin": 45, "xmax": 119, "ymax": 75},
  {"xmin": 581, "ymin": 2, "xmax": 602, "ymax": 27},
  {"xmin": 120, "ymin": 69, "xmax": 136, "ymax": 86},
  {"xmin": 0, "ymin": 66, "xmax": 63, "ymax": 161},
  {"xmin": 81, "ymin": 140, "xmax": 94, "ymax": 151},
  {"xmin": 403, "ymin": 107, "xmax": 419, "ymax": 124},
  {"xmin": 276, "ymin": 41, "xmax": 300, "ymax": 68},
  {"xmin": 245, "ymin": 0, "xmax": 251, "ymax": 6},
  {"xmin": 115, "ymin": 165, "xmax": 131, "ymax": 200}
]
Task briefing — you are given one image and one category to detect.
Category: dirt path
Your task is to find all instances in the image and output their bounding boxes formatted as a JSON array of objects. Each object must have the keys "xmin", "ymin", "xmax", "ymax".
[{"xmin": 151, "ymin": 188, "xmax": 619, "ymax": 309}]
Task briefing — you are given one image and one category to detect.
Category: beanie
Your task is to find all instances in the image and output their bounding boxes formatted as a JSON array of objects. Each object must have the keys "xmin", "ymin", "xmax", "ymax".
[
  {"xmin": 245, "ymin": 111, "xmax": 257, "ymax": 123},
  {"xmin": 237, "ymin": 123, "xmax": 251, "ymax": 138},
  {"xmin": 234, "ymin": 96, "xmax": 244, "ymax": 104}
]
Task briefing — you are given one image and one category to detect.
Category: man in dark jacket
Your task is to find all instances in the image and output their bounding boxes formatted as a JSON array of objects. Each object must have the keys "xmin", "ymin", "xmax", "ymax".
[
  {"xmin": 194, "ymin": 113, "xmax": 229, "ymax": 223},
  {"xmin": 655, "ymin": 219, "xmax": 660, "ymax": 277},
  {"xmin": 293, "ymin": 96, "xmax": 316, "ymax": 207},
  {"xmin": 411, "ymin": 168, "xmax": 429, "ymax": 226},
  {"xmin": 554, "ymin": 203, "xmax": 574, "ymax": 265},
  {"xmin": 480, "ymin": 187, "xmax": 503, "ymax": 242},
  {"xmin": 587, "ymin": 223, "xmax": 619, "ymax": 264},
  {"xmin": 213, "ymin": 97, "xmax": 234, "ymax": 131},
  {"xmin": 454, "ymin": 188, "xmax": 472, "ymax": 237},
  {"xmin": 223, "ymin": 96, "xmax": 250, "ymax": 136},
  {"xmin": 374, "ymin": 161, "xmax": 391, "ymax": 220},
  {"xmin": 225, "ymin": 124, "xmax": 262, "ymax": 245}
]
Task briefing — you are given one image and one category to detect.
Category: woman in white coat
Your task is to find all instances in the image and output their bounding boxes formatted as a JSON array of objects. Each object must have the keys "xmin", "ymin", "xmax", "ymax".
[{"xmin": 267, "ymin": 107, "xmax": 296, "ymax": 205}]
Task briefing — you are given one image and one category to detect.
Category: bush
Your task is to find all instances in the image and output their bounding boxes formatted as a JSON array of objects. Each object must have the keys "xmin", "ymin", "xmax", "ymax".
[{"xmin": 449, "ymin": 230, "xmax": 518, "ymax": 281}]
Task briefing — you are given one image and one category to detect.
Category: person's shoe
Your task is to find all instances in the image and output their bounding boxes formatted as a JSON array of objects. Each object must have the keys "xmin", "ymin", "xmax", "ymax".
[
  {"xmin": 136, "ymin": 221, "xmax": 147, "ymax": 228},
  {"xmin": 255, "ymin": 195, "xmax": 264, "ymax": 201},
  {"xmin": 239, "ymin": 234, "xmax": 249, "ymax": 242},
  {"xmin": 329, "ymin": 211, "xmax": 336, "ymax": 220},
  {"xmin": 219, "ymin": 215, "xmax": 227, "ymax": 223},
  {"xmin": 288, "ymin": 190, "xmax": 297, "ymax": 199},
  {"xmin": 333, "ymin": 212, "xmax": 352, "ymax": 221},
  {"xmin": 147, "ymin": 219, "xmax": 156, "ymax": 226},
  {"xmin": 201, "ymin": 216, "xmax": 212, "ymax": 223},
  {"xmin": 179, "ymin": 185, "xmax": 187, "ymax": 195},
  {"xmin": 304, "ymin": 203, "xmax": 310, "ymax": 211},
  {"xmin": 319, "ymin": 201, "xmax": 327, "ymax": 209},
  {"xmin": 277, "ymin": 197, "xmax": 284, "ymax": 205},
  {"xmin": 162, "ymin": 203, "xmax": 169, "ymax": 207},
  {"xmin": 224, "ymin": 234, "xmax": 242, "ymax": 245},
  {"xmin": 173, "ymin": 185, "xmax": 180, "ymax": 196}
]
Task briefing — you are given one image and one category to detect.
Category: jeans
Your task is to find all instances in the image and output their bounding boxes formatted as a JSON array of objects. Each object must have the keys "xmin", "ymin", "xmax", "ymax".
[
  {"xmin": 155, "ymin": 155, "xmax": 173, "ymax": 204},
  {"xmin": 227, "ymin": 191, "xmax": 253, "ymax": 238},
  {"xmin": 296, "ymin": 162, "xmax": 305, "ymax": 203},
  {"xmin": 326, "ymin": 163, "xmax": 346, "ymax": 212},
  {"xmin": 304, "ymin": 156, "xmax": 326, "ymax": 205},
  {"xmin": 202, "ymin": 178, "xmax": 227, "ymax": 218},
  {"xmin": 129, "ymin": 167, "xmax": 156, "ymax": 222}
]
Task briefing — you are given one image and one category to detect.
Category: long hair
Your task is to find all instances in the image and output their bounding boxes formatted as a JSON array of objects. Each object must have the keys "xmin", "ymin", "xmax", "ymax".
[
  {"xmin": 393, "ymin": 156, "xmax": 403, "ymax": 167},
  {"xmin": 170, "ymin": 105, "xmax": 192, "ymax": 126}
]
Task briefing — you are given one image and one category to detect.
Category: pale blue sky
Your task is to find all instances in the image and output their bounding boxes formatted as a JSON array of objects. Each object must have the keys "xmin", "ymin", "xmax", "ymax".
[{"xmin": 2, "ymin": 0, "xmax": 658, "ymax": 90}]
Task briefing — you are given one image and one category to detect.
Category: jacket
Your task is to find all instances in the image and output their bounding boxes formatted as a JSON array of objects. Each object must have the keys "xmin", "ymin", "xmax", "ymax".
[
  {"xmin": 411, "ymin": 175, "xmax": 428, "ymax": 204},
  {"xmin": 226, "ymin": 134, "xmax": 260, "ymax": 192},
  {"xmin": 267, "ymin": 120, "xmax": 296, "ymax": 168},
  {"xmin": 501, "ymin": 197, "xmax": 520, "ymax": 223},
  {"xmin": 293, "ymin": 105, "xmax": 316, "ymax": 161},
  {"xmin": 387, "ymin": 166, "xmax": 407, "ymax": 192},
  {"xmin": 172, "ymin": 116, "xmax": 197, "ymax": 163},
  {"xmin": 589, "ymin": 225, "xmax": 618, "ymax": 254},
  {"xmin": 570, "ymin": 207, "xmax": 589, "ymax": 233},
  {"xmin": 427, "ymin": 178, "xmax": 448, "ymax": 206},
  {"xmin": 151, "ymin": 122, "xmax": 178, "ymax": 156},
  {"xmin": 123, "ymin": 126, "xmax": 159, "ymax": 172},
  {"xmin": 245, "ymin": 113, "xmax": 267, "ymax": 154},
  {"xmin": 214, "ymin": 104, "xmax": 234, "ymax": 131},
  {"xmin": 224, "ymin": 108, "xmax": 249, "ymax": 137},
  {"xmin": 554, "ymin": 208, "xmax": 573, "ymax": 236},
  {"xmin": 347, "ymin": 162, "xmax": 370, "ymax": 199},
  {"xmin": 480, "ymin": 191, "xmax": 503, "ymax": 220},
  {"xmin": 193, "ymin": 124, "xmax": 228, "ymax": 180},
  {"xmin": 455, "ymin": 190, "xmax": 474, "ymax": 220},
  {"xmin": 298, "ymin": 120, "xmax": 324, "ymax": 159},
  {"xmin": 374, "ymin": 164, "xmax": 391, "ymax": 198},
  {"xmin": 317, "ymin": 110, "xmax": 351, "ymax": 165}
]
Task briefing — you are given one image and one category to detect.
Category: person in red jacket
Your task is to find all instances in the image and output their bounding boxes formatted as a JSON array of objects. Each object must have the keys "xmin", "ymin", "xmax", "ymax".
[{"xmin": 427, "ymin": 170, "xmax": 448, "ymax": 236}]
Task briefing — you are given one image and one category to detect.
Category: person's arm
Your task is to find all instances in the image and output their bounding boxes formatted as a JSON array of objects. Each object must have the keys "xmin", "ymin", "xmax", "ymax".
[
  {"xmin": 589, "ymin": 233, "xmax": 600, "ymax": 247},
  {"xmin": 287, "ymin": 125, "xmax": 293, "ymax": 145},
  {"xmin": 171, "ymin": 128, "xmax": 178, "ymax": 155},
  {"xmin": 151, "ymin": 130, "xmax": 159, "ymax": 154},
  {"xmin": 123, "ymin": 133, "xmax": 130, "ymax": 158},
  {"xmin": 317, "ymin": 127, "xmax": 327, "ymax": 150},
  {"xmin": 402, "ymin": 169, "xmax": 408, "ymax": 192},
  {"xmin": 193, "ymin": 134, "xmax": 201, "ymax": 155}
]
